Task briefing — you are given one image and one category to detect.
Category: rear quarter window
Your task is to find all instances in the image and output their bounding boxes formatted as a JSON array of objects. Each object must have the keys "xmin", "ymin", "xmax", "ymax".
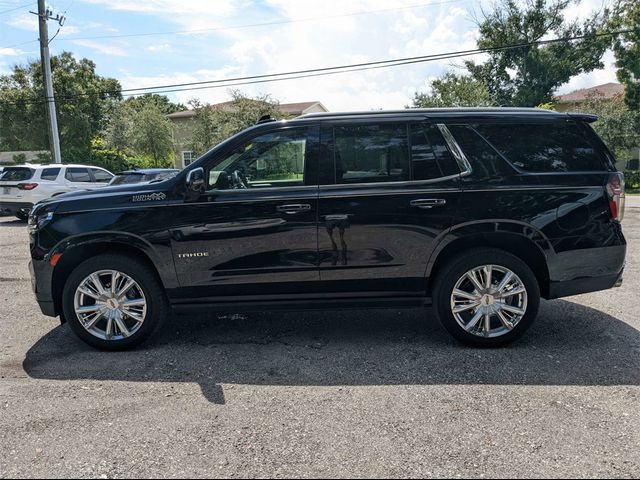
[
  {"xmin": 65, "ymin": 168, "xmax": 91, "ymax": 182},
  {"xmin": 474, "ymin": 122, "xmax": 609, "ymax": 172},
  {"xmin": 1, "ymin": 167, "xmax": 34, "ymax": 181}
]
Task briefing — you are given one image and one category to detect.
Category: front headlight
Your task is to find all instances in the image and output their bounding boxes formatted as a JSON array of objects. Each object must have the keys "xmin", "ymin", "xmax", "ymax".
[{"xmin": 28, "ymin": 211, "xmax": 54, "ymax": 232}]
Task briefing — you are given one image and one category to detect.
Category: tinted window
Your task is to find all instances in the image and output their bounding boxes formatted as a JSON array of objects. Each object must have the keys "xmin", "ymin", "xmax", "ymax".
[
  {"xmin": 91, "ymin": 168, "xmax": 113, "ymax": 183},
  {"xmin": 474, "ymin": 122, "xmax": 607, "ymax": 172},
  {"xmin": 110, "ymin": 173, "xmax": 144, "ymax": 185},
  {"xmin": 65, "ymin": 168, "xmax": 91, "ymax": 182},
  {"xmin": 40, "ymin": 168, "xmax": 60, "ymax": 181},
  {"xmin": 207, "ymin": 128, "xmax": 307, "ymax": 189},
  {"xmin": 410, "ymin": 124, "xmax": 460, "ymax": 180},
  {"xmin": 1, "ymin": 167, "xmax": 34, "ymax": 181},
  {"xmin": 334, "ymin": 124, "xmax": 409, "ymax": 184},
  {"xmin": 448, "ymin": 125, "xmax": 512, "ymax": 181}
]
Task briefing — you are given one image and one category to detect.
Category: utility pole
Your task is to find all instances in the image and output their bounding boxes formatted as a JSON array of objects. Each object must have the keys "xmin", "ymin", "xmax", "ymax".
[{"xmin": 35, "ymin": 0, "xmax": 62, "ymax": 163}]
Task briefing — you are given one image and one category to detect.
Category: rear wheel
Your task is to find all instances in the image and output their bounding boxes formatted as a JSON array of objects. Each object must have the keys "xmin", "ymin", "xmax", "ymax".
[
  {"xmin": 433, "ymin": 248, "xmax": 540, "ymax": 347},
  {"xmin": 62, "ymin": 254, "xmax": 169, "ymax": 350}
]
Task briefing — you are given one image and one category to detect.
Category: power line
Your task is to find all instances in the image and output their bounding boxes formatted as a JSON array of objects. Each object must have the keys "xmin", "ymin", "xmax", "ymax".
[
  {"xmin": 52, "ymin": 0, "xmax": 470, "ymax": 42},
  {"xmin": 0, "ymin": 29, "xmax": 631, "ymax": 106},
  {"xmin": 0, "ymin": 1, "xmax": 33, "ymax": 15}
]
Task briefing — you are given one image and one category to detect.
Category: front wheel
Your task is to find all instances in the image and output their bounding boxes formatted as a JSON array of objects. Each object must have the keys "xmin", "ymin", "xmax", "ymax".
[
  {"xmin": 62, "ymin": 254, "xmax": 169, "ymax": 350},
  {"xmin": 433, "ymin": 248, "xmax": 540, "ymax": 347}
]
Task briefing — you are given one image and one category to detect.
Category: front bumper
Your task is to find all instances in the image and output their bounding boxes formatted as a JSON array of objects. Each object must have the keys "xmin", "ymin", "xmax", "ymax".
[{"xmin": 29, "ymin": 253, "xmax": 58, "ymax": 318}]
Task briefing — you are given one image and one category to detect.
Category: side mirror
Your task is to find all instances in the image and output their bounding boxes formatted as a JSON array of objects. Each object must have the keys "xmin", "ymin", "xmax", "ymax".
[{"xmin": 185, "ymin": 167, "xmax": 205, "ymax": 194}]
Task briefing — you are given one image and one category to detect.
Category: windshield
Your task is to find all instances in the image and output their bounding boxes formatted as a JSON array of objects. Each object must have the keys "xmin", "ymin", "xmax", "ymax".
[
  {"xmin": 109, "ymin": 170, "xmax": 178, "ymax": 186},
  {"xmin": 0, "ymin": 167, "xmax": 34, "ymax": 181},
  {"xmin": 109, "ymin": 173, "xmax": 144, "ymax": 185}
]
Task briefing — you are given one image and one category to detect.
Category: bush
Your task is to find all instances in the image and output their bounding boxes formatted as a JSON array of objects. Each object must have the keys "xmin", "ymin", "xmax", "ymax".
[
  {"xmin": 625, "ymin": 170, "xmax": 640, "ymax": 189},
  {"xmin": 89, "ymin": 138, "xmax": 172, "ymax": 173}
]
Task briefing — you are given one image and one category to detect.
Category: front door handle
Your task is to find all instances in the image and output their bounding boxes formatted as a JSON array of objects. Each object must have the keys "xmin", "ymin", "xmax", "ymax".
[
  {"xmin": 277, "ymin": 204, "xmax": 312, "ymax": 214},
  {"xmin": 410, "ymin": 198, "xmax": 447, "ymax": 209}
]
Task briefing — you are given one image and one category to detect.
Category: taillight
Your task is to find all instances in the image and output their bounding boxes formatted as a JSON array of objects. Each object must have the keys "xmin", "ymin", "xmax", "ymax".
[
  {"xmin": 606, "ymin": 173, "xmax": 625, "ymax": 222},
  {"xmin": 18, "ymin": 183, "xmax": 38, "ymax": 191}
]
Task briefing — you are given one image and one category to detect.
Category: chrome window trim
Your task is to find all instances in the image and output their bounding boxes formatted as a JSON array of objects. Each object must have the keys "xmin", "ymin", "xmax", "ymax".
[
  {"xmin": 437, "ymin": 123, "xmax": 472, "ymax": 177},
  {"xmin": 319, "ymin": 173, "xmax": 461, "ymax": 191}
]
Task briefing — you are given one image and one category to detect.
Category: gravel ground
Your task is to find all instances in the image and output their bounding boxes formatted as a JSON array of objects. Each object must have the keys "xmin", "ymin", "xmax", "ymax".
[{"xmin": 0, "ymin": 199, "xmax": 639, "ymax": 478}]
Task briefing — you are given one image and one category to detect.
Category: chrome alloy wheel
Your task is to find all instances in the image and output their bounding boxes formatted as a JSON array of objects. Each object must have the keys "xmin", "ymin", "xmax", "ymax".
[
  {"xmin": 73, "ymin": 270, "xmax": 147, "ymax": 341},
  {"xmin": 450, "ymin": 264, "xmax": 528, "ymax": 338}
]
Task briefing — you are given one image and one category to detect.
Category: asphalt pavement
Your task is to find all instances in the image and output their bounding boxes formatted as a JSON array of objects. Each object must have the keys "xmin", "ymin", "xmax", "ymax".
[{"xmin": 0, "ymin": 200, "xmax": 638, "ymax": 478}]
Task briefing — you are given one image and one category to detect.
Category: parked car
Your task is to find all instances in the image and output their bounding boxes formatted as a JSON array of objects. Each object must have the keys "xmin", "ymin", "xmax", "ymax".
[
  {"xmin": 28, "ymin": 108, "xmax": 626, "ymax": 350},
  {"xmin": 0, "ymin": 164, "xmax": 114, "ymax": 220},
  {"xmin": 109, "ymin": 168, "xmax": 179, "ymax": 186}
]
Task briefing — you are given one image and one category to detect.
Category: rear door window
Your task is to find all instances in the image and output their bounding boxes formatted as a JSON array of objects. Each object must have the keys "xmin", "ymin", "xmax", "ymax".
[
  {"xmin": 474, "ymin": 122, "xmax": 608, "ymax": 172},
  {"xmin": 447, "ymin": 125, "xmax": 513, "ymax": 181},
  {"xmin": 410, "ymin": 123, "xmax": 460, "ymax": 180},
  {"xmin": 1, "ymin": 167, "xmax": 34, "ymax": 181},
  {"xmin": 65, "ymin": 168, "xmax": 92, "ymax": 182},
  {"xmin": 40, "ymin": 168, "xmax": 60, "ymax": 181},
  {"xmin": 334, "ymin": 124, "xmax": 410, "ymax": 184}
]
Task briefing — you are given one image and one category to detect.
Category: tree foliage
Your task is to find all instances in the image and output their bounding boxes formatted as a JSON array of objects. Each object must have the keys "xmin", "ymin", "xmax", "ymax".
[
  {"xmin": 576, "ymin": 92, "xmax": 640, "ymax": 161},
  {"xmin": 611, "ymin": 0, "xmax": 640, "ymax": 109},
  {"xmin": 464, "ymin": 0, "xmax": 610, "ymax": 106},
  {"xmin": 189, "ymin": 90, "xmax": 284, "ymax": 156},
  {"xmin": 0, "ymin": 52, "xmax": 122, "ymax": 161},
  {"xmin": 411, "ymin": 72, "xmax": 494, "ymax": 107},
  {"xmin": 129, "ymin": 103, "xmax": 174, "ymax": 167}
]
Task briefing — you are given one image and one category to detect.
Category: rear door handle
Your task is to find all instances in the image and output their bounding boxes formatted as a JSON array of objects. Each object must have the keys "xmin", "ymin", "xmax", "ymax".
[
  {"xmin": 410, "ymin": 198, "xmax": 447, "ymax": 209},
  {"xmin": 277, "ymin": 203, "xmax": 312, "ymax": 214}
]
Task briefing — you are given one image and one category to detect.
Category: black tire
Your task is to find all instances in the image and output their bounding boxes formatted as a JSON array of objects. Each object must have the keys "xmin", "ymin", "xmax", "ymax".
[
  {"xmin": 433, "ymin": 248, "xmax": 540, "ymax": 347},
  {"xmin": 62, "ymin": 253, "xmax": 170, "ymax": 350},
  {"xmin": 15, "ymin": 211, "xmax": 28, "ymax": 221}
]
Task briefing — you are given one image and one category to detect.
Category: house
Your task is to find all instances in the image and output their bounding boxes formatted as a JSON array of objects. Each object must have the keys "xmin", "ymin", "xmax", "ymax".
[
  {"xmin": 554, "ymin": 82, "xmax": 625, "ymax": 112},
  {"xmin": 167, "ymin": 100, "xmax": 328, "ymax": 169},
  {"xmin": 555, "ymin": 82, "xmax": 639, "ymax": 169}
]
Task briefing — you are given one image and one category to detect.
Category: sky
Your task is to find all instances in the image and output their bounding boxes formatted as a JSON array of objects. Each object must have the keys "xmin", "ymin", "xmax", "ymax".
[{"xmin": 0, "ymin": 0, "xmax": 619, "ymax": 111}]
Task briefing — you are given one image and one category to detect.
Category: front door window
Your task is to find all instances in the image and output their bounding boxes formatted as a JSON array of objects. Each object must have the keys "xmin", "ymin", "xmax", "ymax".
[{"xmin": 207, "ymin": 129, "xmax": 308, "ymax": 190}]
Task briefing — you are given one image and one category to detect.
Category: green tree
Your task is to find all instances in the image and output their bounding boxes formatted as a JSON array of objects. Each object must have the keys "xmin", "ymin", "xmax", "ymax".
[
  {"xmin": 124, "ymin": 93, "xmax": 185, "ymax": 115},
  {"xmin": 611, "ymin": 0, "xmax": 640, "ymax": 109},
  {"xmin": 189, "ymin": 91, "xmax": 284, "ymax": 156},
  {"xmin": 411, "ymin": 72, "xmax": 494, "ymax": 107},
  {"xmin": 465, "ymin": 0, "xmax": 610, "ymax": 106},
  {"xmin": 0, "ymin": 52, "xmax": 121, "ymax": 161},
  {"xmin": 103, "ymin": 102, "xmax": 133, "ymax": 156},
  {"xmin": 188, "ymin": 99, "xmax": 220, "ymax": 157},
  {"xmin": 575, "ymin": 92, "xmax": 640, "ymax": 161},
  {"xmin": 130, "ymin": 103, "xmax": 173, "ymax": 167}
]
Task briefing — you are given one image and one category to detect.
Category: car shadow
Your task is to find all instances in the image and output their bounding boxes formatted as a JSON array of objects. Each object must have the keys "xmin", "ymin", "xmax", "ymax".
[
  {"xmin": 22, "ymin": 300, "xmax": 640, "ymax": 404},
  {"xmin": 0, "ymin": 217, "xmax": 25, "ymax": 226}
]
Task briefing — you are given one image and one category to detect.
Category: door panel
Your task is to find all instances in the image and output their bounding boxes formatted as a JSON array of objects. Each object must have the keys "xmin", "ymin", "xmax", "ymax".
[
  {"xmin": 318, "ymin": 181, "xmax": 461, "ymax": 292},
  {"xmin": 169, "ymin": 125, "xmax": 320, "ymax": 299},
  {"xmin": 316, "ymin": 122, "xmax": 462, "ymax": 294}
]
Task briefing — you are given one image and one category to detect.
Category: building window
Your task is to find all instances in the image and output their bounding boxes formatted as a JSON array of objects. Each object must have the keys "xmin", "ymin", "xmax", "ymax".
[{"xmin": 181, "ymin": 151, "xmax": 196, "ymax": 168}]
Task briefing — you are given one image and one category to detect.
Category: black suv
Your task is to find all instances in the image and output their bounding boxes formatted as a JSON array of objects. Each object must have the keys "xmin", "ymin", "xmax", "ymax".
[{"xmin": 28, "ymin": 108, "xmax": 626, "ymax": 350}]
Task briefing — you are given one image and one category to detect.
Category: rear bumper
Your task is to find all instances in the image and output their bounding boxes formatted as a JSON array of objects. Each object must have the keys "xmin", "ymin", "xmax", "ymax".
[
  {"xmin": 0, "ymin": 201, "xmax": 33, "ymax": 215},
  {"xmin": 546, "ymin": 244, "xmax": 626, "ymax": 299}
]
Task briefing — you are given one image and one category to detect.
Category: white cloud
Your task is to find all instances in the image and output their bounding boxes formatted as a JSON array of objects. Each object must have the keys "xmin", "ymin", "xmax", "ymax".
[
  {"xmin": 72, "ymin": 40, "xmax": 129, "ymax": 57},
  {"xmin": 0, "ymin": 48, "xmax": 23, "ymax": 57},
  {"xmin": 147, "ymin": 43, "xmax": 173, "ymax": 53}
]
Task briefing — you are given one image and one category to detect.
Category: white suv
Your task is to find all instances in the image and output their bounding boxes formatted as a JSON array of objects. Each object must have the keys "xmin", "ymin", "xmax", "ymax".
[{"xmin": 0, "ymin": 164, "xmax": 114, "ymax": 220}]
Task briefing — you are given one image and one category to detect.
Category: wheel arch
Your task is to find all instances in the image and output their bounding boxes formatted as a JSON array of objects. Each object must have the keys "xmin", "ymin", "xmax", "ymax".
[
  {"xmin": 426, "ymin": 222, "xmax": 553, "ymax": 298},
  {"xmin": 50, "ymin": 234, "xmax": 176, "ymax": 322}
]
